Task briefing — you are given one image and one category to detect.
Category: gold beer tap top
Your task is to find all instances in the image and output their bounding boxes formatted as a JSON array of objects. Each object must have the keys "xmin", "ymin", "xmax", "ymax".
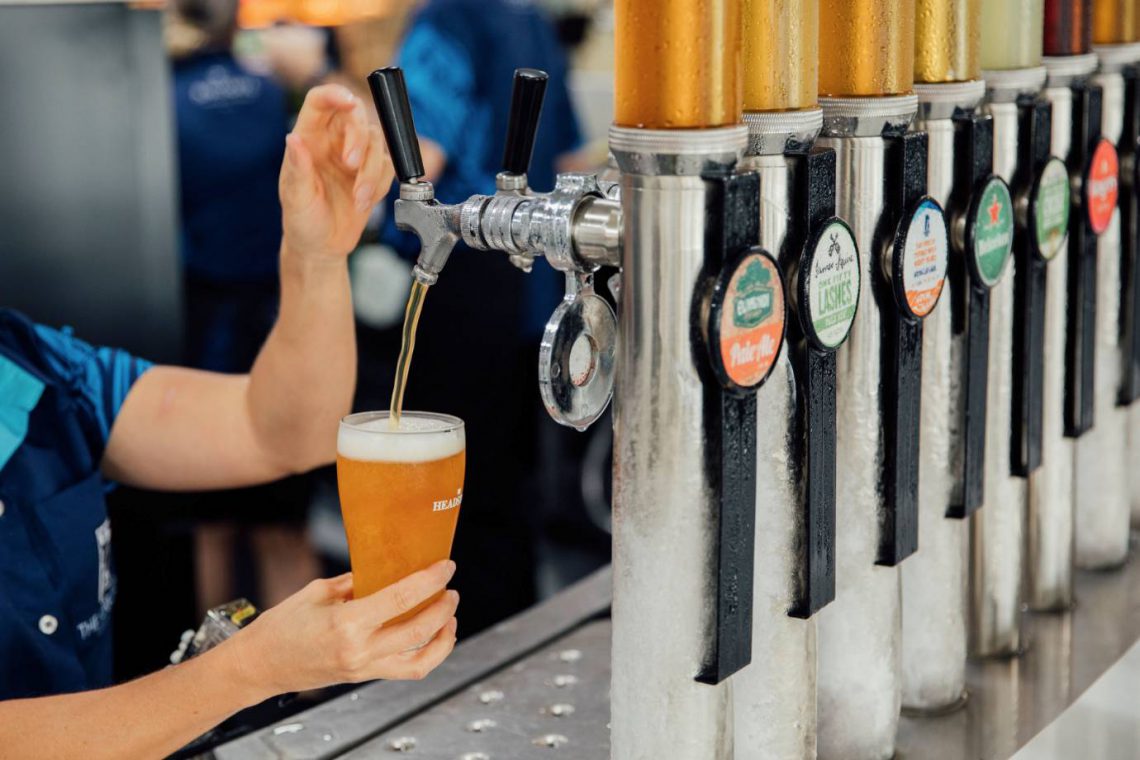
[
  {"xmin": 980, "ymin": 0, "xmax": 1045, "ymax": 70},
  {"xmin": 1093, "ymin": 0, "xmax": 1139, "ymax": 43},
  {"xmin": 914, "ymin": 0, "xmax": 981, "ymax": 82},
  {"xmin": 614, "ymin": 0, "xmax": 742, "ymax": 129},
  {"xmin": 819, "ymin": 0, "xmax": 916, "ymax": 97},
  {"xmin": 742, "ymin": 0, "xmax": 818, "ymax": 111}
]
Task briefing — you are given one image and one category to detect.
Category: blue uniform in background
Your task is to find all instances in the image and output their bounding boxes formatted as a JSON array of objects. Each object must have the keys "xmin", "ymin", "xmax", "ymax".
[
  {"xmin": 172, "ymin": 52, "xmax": 288, "ymax": 373},
  {"xmin": 0, "ymin": 309, "xmax": 151, "ymax": 698},
  {"xmin": 173, "ymin": 52, "xmax": 287, "ymax": 286}
]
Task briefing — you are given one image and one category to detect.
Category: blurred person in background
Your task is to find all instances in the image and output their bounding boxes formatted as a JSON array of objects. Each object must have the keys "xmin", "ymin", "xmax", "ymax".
[
  {"xmin": 381, "ymin": 0, "xmax": 587, "ymax": 636},
  {"xmin": 0, "ymin": 88, "xmax": 463, "ymax": 759},
  {"xmin": 167, "ymin": 0, "xmax": 320, "ymax": 613}
]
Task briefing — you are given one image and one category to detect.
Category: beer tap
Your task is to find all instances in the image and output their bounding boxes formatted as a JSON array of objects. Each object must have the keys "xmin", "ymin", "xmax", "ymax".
[
  {"xmin": 1036, "ymin": 0, "xmax": 1126, "ymax": 573},
  {"xmin": 367, "ymin": 67, "xmax": 458, "ymax": 286},
  {"xmin": 733, "ymin": 0, "xmax": 855, "ymax": 756},
  {"xmin": 902, "ymin": 0, "xmax": 1018, "ymax": 709},
  {"xmin": 1080, "ymin": 0, "xmax": 1138, "ymax": 568},
  {"xmin": 368, "ymin": 67, "xmax": 622, "ymax": 286},
  {"xmin": 373, "ymin": 44, "xmax": 772, "ymax": 756},
  {"xmin": 815, "ymin": 2, "xmax": 950, "ymax": 757}
]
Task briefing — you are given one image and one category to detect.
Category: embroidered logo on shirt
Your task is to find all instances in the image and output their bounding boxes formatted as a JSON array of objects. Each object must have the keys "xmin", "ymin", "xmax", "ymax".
[{"xmin": 95, "ymin": 518, "xmax": 112, "ymax": 605}]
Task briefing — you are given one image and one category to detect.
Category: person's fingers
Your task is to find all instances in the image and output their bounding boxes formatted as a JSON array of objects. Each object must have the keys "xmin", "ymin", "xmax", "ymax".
[
  {"xmin": 374, "ymin": 617, "xmax": 458, "ymax": 681},
  {"xmin": 353, "ymin": 126, "xmax": 392, "ymax": 212},
  {"xmin": 372, "ymin": 589, "xmax": 459, "ymax": 655},
  {"xmin": 342, "ymin": 559, "xmax": 456, "ymax": 627},
  {"xmin": 280, "ymin": 133, "xmax": 319, "ymax": 208},
  {"xmin": 293, "ymin": 84, "xmax": 357, "ymax": 137},
  {"xmin": 338, "ymin": 98, "xmax": 371, "ymax": 172}
]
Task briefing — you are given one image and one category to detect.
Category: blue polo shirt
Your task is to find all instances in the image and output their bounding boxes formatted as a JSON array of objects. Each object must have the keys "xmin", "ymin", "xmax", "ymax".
[
  {"xmin": 0, "ymin": 309, "xmax": 152, "ymax": 699},
  {"xmin": 173, "ymin": 52, "xmax": 288, "ymax": 284}
]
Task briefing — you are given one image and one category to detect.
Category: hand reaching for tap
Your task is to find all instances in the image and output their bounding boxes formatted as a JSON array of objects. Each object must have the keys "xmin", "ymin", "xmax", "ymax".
[{"xmin": 280, "ymin": 84, "xmax": 395, "ymax": 264}]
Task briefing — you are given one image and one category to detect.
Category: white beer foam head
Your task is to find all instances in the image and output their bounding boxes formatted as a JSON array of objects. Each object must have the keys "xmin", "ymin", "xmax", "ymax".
[{"xmin": 338, "ymin": 413, "xmax": 465, "ymax": 462}]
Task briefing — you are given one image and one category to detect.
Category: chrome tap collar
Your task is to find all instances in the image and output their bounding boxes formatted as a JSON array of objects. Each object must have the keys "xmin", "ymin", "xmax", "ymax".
[
  {"xmin": 743, "ymin": 108, "xmax": 824, "ymax": 156},
  {"xmin": 609, "ymin": 125, "xmax": 749, "ymax": 176},
  {"xmin": 819, "ymin": 94, "xmax": 919, "ymax": 138},
  {"xmin": 1043, "ymin": 54, "xmax": 1100, "ymax": 86},
  {"xmin": 1094, "ymin": 42, "xmax": 1140, "ymax": 74},
  {"xmin": 983, "ymin": 67, "xmax": 1049, "ymax": 103},
  {"xmin": 914, "ymin": 80, "xmax": 986, "ymax": 121}
]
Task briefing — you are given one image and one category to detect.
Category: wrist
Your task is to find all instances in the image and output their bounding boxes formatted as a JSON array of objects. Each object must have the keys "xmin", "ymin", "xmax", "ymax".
[
  {"xmin": 280, "ymin": 242, "xmax": 348, "ymax": 275},
  {"xmin": 213, "ymin": 631, "xmax": 278, "ymax": 707}
]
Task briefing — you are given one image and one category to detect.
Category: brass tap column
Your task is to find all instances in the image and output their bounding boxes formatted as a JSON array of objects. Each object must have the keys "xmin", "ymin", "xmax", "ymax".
[{"xmin": 818, "ymin": 1, "xmax": 949, "ymax": 757}]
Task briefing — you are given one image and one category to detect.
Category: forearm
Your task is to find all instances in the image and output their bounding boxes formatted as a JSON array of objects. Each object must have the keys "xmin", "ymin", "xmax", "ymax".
[
  {"xmin": 0, "ymin": 639, "xmax": 267, "ymax": 760},
  {"xmin": 247, "ymin": 244, "xmax": 356, "ymax": 472}
]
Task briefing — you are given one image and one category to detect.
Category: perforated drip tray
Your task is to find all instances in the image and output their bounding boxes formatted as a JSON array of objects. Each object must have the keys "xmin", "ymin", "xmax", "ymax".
[{"xmin": 349, "ymin": 620, "xmax": 611, "ymax": 759}]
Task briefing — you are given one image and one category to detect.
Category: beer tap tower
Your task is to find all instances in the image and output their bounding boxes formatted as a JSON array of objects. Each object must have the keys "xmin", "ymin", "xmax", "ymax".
[
  {"xmin": 979, "ymin": 2, "xmax": 1073, "ymax": 624},
  {"xmin": 370, "ymin": 1, "xmax": 792, "ymax": 755},
  {"xmin": 903, "ymin": 0, "xmax": 1016, "ymax": 706},
  {"xmin": 1044, "ymin": 0, "xmax": 1121, "ymax": 576},
  {"xmin": 734, "ymin": 1, "xmax": 856, "ymax": 757},
  {"xmin": 1079, "ymin": 0, "xmax": 1136, "ymax": 568},
  {"xmin": 816, "ymin": 1, "xmax": 949, "ymax": 757}
]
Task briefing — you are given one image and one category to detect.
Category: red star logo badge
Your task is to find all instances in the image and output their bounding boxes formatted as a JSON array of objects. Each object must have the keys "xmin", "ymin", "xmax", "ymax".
[{"xmin": 988, "ymin": 196, "xmax": 1002, "ymax": 225}]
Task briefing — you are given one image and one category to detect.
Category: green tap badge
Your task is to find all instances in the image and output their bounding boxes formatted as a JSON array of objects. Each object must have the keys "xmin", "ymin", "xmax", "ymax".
[{"xmin": 971, "ymin": 177, "xmax": 1014, "ymax": 288}]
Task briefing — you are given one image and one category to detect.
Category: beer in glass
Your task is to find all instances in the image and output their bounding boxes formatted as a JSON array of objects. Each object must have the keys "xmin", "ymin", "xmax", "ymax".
[{"xmin": 337, "ymin": 411, "xmax": 466, "ymax": 622}]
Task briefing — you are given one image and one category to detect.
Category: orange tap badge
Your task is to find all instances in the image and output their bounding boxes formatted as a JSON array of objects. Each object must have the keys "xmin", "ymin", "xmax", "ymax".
[{"xmin": 709, "ymin": 250, "xmax": 787, "ymax": 392}]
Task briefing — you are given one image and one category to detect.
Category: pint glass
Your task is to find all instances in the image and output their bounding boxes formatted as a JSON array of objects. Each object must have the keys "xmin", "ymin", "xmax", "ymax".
[{"xmin": 337, "ymin": 411, "xmax": 466, "ymax": 622}]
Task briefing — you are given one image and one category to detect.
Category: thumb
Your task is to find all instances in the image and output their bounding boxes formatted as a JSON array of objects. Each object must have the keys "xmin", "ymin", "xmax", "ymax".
[{"xmin": 281, "ymin": 133, "xmax": 320, "ymax": 209}]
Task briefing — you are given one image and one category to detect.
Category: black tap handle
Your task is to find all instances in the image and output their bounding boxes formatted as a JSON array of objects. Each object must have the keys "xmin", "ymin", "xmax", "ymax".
[
  {"xmin": 368, "ymin": 67, "xmax": 425, "ymax": 184},
  {"xmin": 502, "ymin": 68, "xmax": 549, "ymax": 176}
]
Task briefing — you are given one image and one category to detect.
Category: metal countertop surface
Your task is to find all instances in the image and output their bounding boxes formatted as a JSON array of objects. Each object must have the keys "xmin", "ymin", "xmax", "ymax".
[{"xmin": 217, "ymin": 535, "xmax": 1140, "ymax": 759}]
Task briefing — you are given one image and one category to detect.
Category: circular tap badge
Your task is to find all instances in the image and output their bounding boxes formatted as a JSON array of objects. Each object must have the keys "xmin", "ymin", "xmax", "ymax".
[
  {"xmin": 710, "ymin": 249, "xmax": 786, "ymax": 391},
  {"xmin": 1033, "ymin": 157, "xmax": 1071, "ymax": 261},
  {"xmin": 894, "ymin": 197, "xmax": 949, "ymax": 320},
  {"xmin": 802, "ymin": 219, "xmax": 861, "ymax": 351},
  {"xmin": 1085, "ymin": 139, "xmax": 1119, "ymax": 236},
  {"xmin": 969, "ymin": 176, "xmax": 1014, "ymax": 288}
]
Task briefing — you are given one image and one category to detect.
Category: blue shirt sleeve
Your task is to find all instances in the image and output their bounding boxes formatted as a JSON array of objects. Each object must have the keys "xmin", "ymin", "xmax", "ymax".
[{"xmin": 32, "ymin": 325, "xmax": 154, "ymax": 444}]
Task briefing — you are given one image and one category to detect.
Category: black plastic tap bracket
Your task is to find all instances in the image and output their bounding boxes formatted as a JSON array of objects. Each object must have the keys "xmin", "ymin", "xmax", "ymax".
[
  {"xmin": 876, "ymin": 132, "xmax": 932, "ymax": 566},
  {"xmin": 784, "ymin": 147, "xmax": 842, "ymax": 618},
  {"xmin": 694, "ymin": 170, "xmax": 767, "ymax": 685},
  {"xmin": 1011, "ymin": 98, "xmax": 1054, "ymax": 475},
  {"xmin": 946, "ymin": 114, "xmax": 997, "ymax": 517},
  {"xmin": 1064, "ymin": 83, "xmax": 1104, "ymax": 437}
]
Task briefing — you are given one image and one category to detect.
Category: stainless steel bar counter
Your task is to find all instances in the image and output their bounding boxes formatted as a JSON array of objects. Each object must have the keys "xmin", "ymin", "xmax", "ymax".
[{"xmin": 215, "ymin": 538, "xmax": 1140, "ymax": 759}]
